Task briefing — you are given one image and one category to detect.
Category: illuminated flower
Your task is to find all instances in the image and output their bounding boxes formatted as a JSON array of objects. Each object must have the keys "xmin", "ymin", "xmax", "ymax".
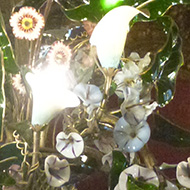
[
  {"xmin": 25, "ymin": 65, "xmax": 80, "ymax": 125},
  {"xmin": 90, "ymin": 6, "xmax": 148, "ymax": 68},
  {"xmin": 12, "ymin": 73, "xmax": 26, "ymax": 95},
  {"xmin": 9, "ymin": 6, "xmax": 45, "ymax": 40},
  {"xmin": 47, "ymin": 41, "xmax": 72, "ymax": 68},
  {"xmin": 56, "ymin": 131, "xmax": 84, "ymax": 159},
  {"xmin": 44, "ymin": 155, "xmax": 70, "ymax": 187},
  {"xmin": 114, "ymin": 117, "xmax": 150, "ymax": 153},
  {"xmin": 176, "ymin": 157, "xmax": 190, "ymax": 188},
  {"xmin": 114, "ymin": 164, "xmax": 159, "ymax": 190}
]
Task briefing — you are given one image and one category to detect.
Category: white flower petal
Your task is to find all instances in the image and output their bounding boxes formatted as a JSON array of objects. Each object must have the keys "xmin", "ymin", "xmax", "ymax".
[
  {"xmin": 165, "ymin": 181, "xmax": 179, "ymax": 190},
  {"xmin": 102, "ymin": 151, "xmax": 113, "ymax": 167},
  {"xmin": 90, "ymin": 6, "xmax": 147, "ymax": 68},
  {"xmin": 176, "ymin": 159, "xmax": 190, "ymax": 188},
  {"xmin": 56, "ymin": 132, "xmax": 84, "ymax": 159},
  {"xmin": 44, "ymin": 155, "xmax": 70, "ymax": 187},
  {"xmin": 115, "ymin": 164, "xmax": 159, "ymax": 190}
]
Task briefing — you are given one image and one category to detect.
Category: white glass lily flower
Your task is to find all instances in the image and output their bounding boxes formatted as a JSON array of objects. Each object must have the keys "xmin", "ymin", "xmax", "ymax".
[
  {"xmin": 26, "ymin": 65, "xmax": 80, "ymax": 125},
  {"xmin": 114, "ymin": 117, "xmax": 150, "ymax": 153},
  {"xmin": 176, "ymin": 157, "xmax": 190, "ymax": 188},
  {"xmin": 114, "ymin": 164, "xmax": 159, "ymax": 190},
  {"xmin": 90, "ymin": 6, "xmax": 147, "ymax": 68},
  {"xmin": 56, "ymin": 131, "xmax": 84, "ymax": 159},
  {"xmin": 44, "ymin": 155, "xmax": 70, "ymax": 187}
]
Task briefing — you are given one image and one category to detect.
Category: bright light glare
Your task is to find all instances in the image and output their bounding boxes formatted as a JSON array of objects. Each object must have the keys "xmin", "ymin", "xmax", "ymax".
[
  {"xmin": 101, "ymin": 0, "xmax": 123, "ymax": 9},
  {"xmin": 26, "ymin": 65, "xmax": 80, "ymax": 125}
]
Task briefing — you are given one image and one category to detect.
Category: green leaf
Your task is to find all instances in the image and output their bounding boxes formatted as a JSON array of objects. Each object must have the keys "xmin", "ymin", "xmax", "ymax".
[
  {"xmin": 0, "ymin": 171, "xmax": 15, "ymax": 186},
  {"xmin": 7, "ymin": 121, "xmax": 33, "ymax": 146},
  {"xmin": 63, "ymin": 0, "xmax": 105, "ymax": 22},
  {"xmin": 109, "ymin": 150, "xmax": 128, "ymax": 190},
  {"xmin": 142, "ymin": 16, "xmax": 183, "ymax": 106},
  {"xmin": 62, "ymin": 0, "xmax": 190, "ymax": 22},
  {"xmin": 151, "ymin": 114, "xmax": 190, "ymax": 147},
  {"xmin": 0, "ymin": 142, "xmax": 24, "ymax": 171},
  {"xmin": 109, "ymin": 81, "xmax": 117, "ymax": 96},
  {"xmin": 143, "ymin": 0, "xmax": 190, "ymax": 20},
  {"xmin": 127, "ymin": 175, "xmax": 158, "ymax": 190},
  {"xmin": 0, "ymin": 12, "xmax": 19, "ymax": 74}
]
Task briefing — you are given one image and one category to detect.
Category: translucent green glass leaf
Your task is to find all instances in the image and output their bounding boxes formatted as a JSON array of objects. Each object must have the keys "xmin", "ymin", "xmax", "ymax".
[
  {"xmin": 151, "ymin": 114, "xmax": 190, "ymax": 147},
  {"xmin": 127, "ymin": 175, "xmax": 158, "ymax": 190},
  {"xmin": 110, "ymin": 150, "xmax": 128, "ymax": 190},
  {"xmin": 63, "ymin": 0, "xmax": 105, "ymax": 22},
  {"xmin": 0, "ymin": 13, "xmax": 19, "ymax": 74},
  {"xmin": 62, "ymin": 0, "xmax": 190, "ymax": 22},
  {"xmin": 0, "ymin": 142, "xmax": 24, "ymax": 171},
  {"xmin": 142, "ymin": 16, "xmax": 183, "ymax": 106}
]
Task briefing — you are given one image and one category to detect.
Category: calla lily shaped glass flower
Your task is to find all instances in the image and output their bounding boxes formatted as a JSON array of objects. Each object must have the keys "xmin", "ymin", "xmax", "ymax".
[
  {"xmin": 26, "ymin": 65, "xmax": 80, "ymax": 125},
  {"xmin": 56, "ymin": 131, "xmax": 84, "ymax": 159},
  {"xmin": 114, "ymin": 164, "xmax": 159, "ymax": 190},
  {"xmin": 176, "ymin": 157, "xmax": 190, "ymax": 188},
  {"xmin": 114, "ymin": 117, "xmax": 150, "ymax": 153},
  {"xmin": 44, "ymin": 155, "xmax": 70, "ymax": 187},
  {"xmin": 90, "ymin": 6, "xmax": 147, "ymax": 68}
]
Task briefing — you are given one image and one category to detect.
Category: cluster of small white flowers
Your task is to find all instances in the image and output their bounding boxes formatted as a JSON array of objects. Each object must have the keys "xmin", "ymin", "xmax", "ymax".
[{"xmin": 113, "ymin": 52, "xmax": 158, "ymax": 153}]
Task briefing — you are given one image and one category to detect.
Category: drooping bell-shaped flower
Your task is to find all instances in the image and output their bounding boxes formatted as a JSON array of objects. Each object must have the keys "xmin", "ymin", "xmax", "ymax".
[
  {"xmin": 73, "ymin": 83, "xmax": 103, "ymax": 114},
  {"xmin": 44, "ymin": 155, "xmax": 70, "ymax": 187},
  {"xmin": 114, "ymin": 117, "xmax": 150, "ymax": 153},
  {"xmin": 114, "ymin": 164, "xmax": 159, "ymax": 190},
  {"xmin": 176, "ymin": 157, "xmax": 190, "ymax": 188},
  {"xmin": 56, "ymin": 131, "xmax": 84, "ymax": 159},
  {"xmin": 90, "ymin": 6, "xmax": 147, "ymax": 68},
  {"xmin": 26, "ymin": 65, "xmax": 80, "ymax": 125}
]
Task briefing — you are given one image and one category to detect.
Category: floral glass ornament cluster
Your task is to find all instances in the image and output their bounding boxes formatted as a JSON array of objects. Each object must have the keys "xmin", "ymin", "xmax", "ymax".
[{"xmin": 0, "ymin": 0, "xmax": 189, "ymax": 189}]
